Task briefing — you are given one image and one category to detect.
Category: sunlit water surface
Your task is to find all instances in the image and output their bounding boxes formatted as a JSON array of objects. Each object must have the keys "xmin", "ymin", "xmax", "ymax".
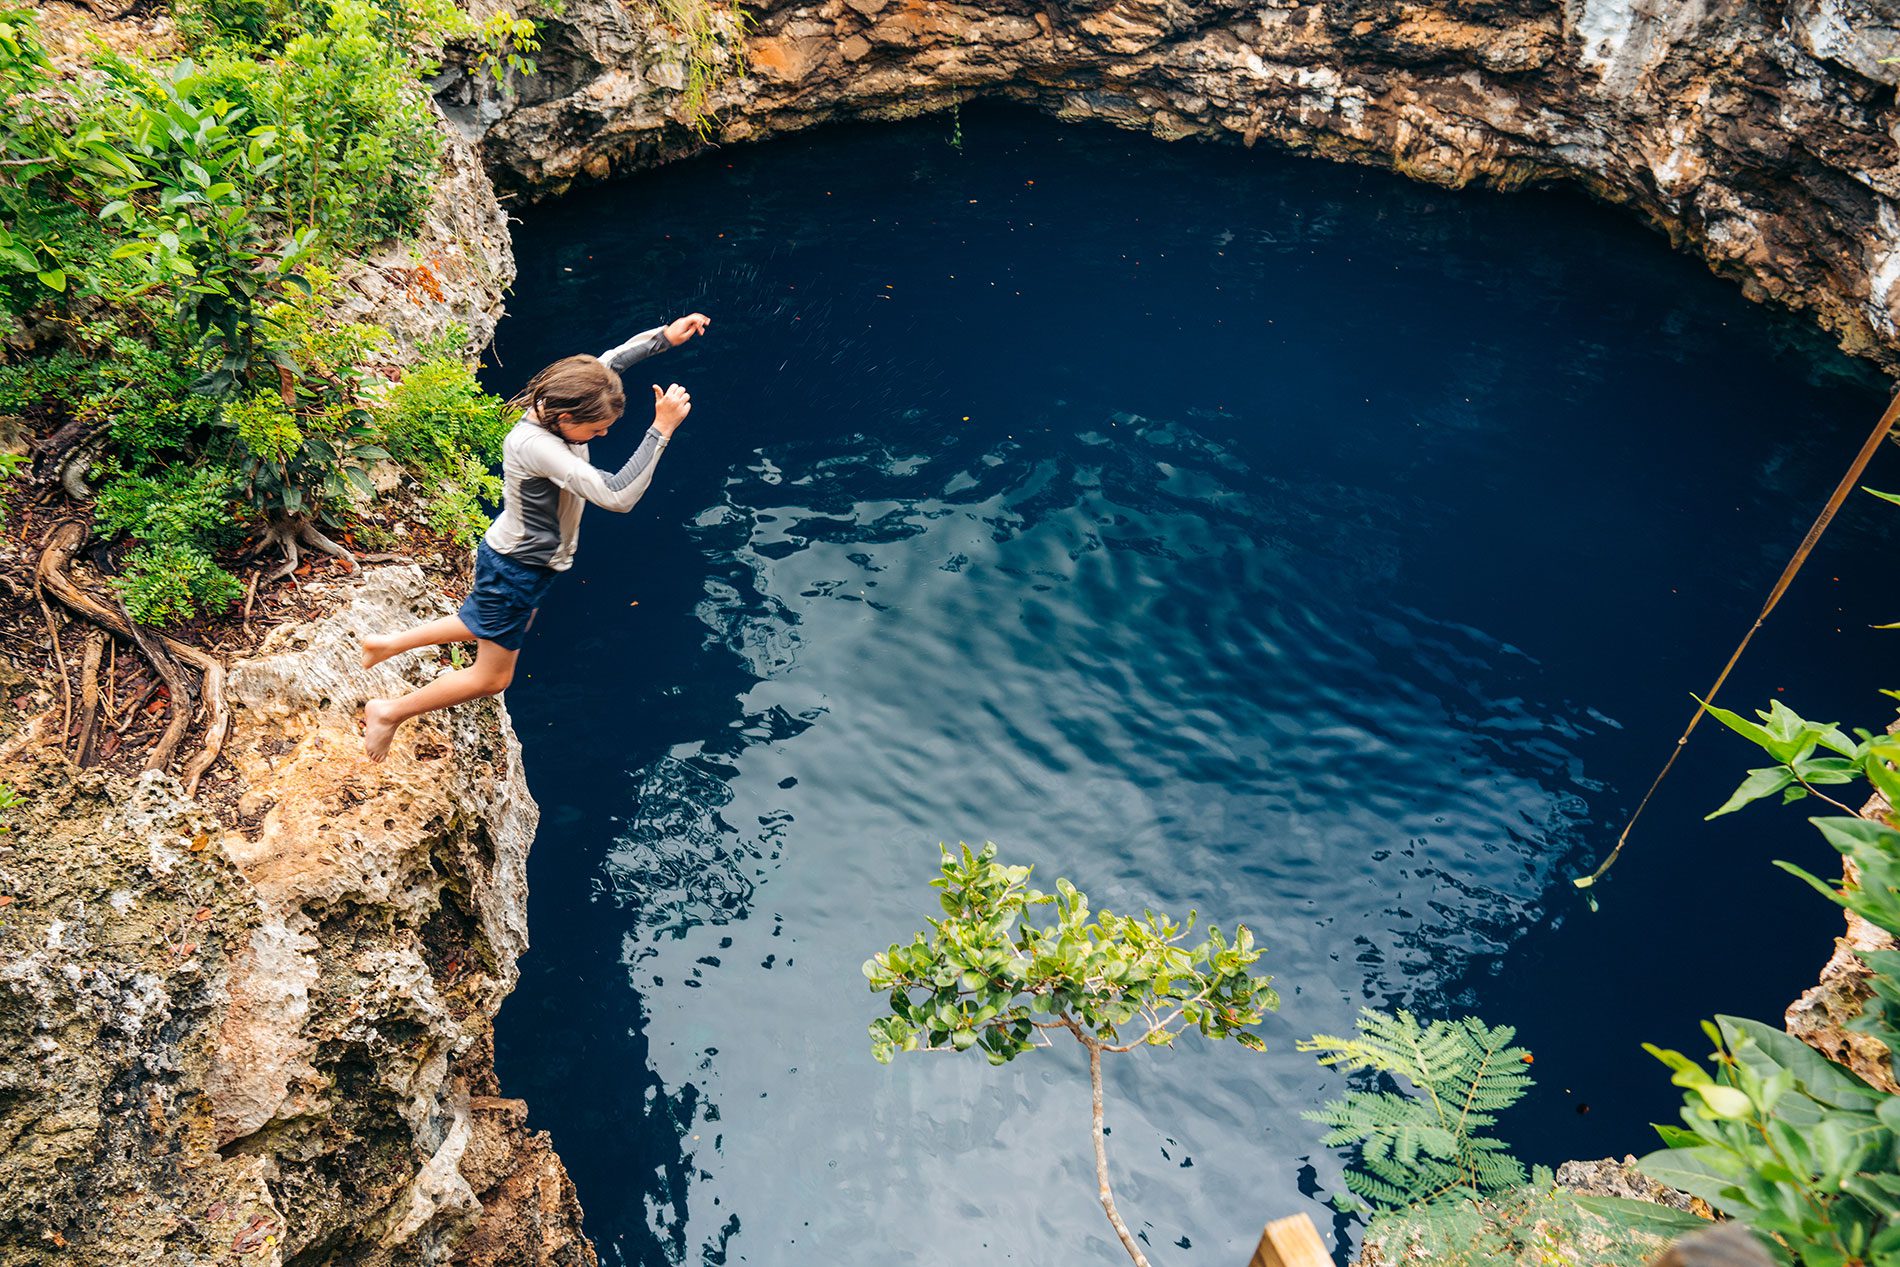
[{"xmin": 486, "ymin": 108, "xmax": 1896, "ymax": 1265}]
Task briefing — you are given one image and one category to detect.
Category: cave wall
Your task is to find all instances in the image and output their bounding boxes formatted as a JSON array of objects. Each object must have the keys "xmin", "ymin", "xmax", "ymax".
[{"xmin": 455, "ymin": 0, "xmax": 1900, "ymax": 372}]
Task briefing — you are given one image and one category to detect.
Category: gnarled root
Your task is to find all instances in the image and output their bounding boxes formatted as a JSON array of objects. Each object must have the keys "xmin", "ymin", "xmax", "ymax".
[
  {"xmin": 74, "ymin": 628, "xmax": 105, "ymax": 767},
  {"xmin": 253, "ymin": 517, "xmax": 357, "ymax": 584},
  {"xmin": 55, "ymin": 436, "xmax": 103, "ymax": 504},
  {"xmin": 36, "ymin": 521, "xmax": 231, "ymax": 795},
  {"xmin": 110, "ymin": 592, "xmax": 195, "ymax": 775},
  {"xmin": 299, "ymin": 521, "xmax": 356, "ymax": 569},
  {"xmin": 178, "ymin": 656, "xmax": 228, "ymax": 793}
]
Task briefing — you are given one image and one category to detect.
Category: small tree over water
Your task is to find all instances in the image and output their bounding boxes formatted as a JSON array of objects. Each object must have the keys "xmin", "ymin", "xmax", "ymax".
[{"xmin": 862, "ymin": 843, "xmax": 1279, "ymax": 1267}]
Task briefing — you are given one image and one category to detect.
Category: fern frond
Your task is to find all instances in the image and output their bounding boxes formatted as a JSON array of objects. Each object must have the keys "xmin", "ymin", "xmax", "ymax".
[
  {"xmin": 1302, "ymin": 1009, "xmax": 1466, "ymax": 1098},
  {"xmin": 1451, "ymin": 1016, "xmax": 1532, "ymax": 1123},
  {"xmin": 1303, "ymin": 1009, "xmax": 1534, "ymax": 1211},
  {"xmin": 1468, "ymin": 1149, "xmax": 1528, "ymax": 1193},
  {"xmin": 1305, "ymin": 1091, "xmax": 1431, "ymax": 1141},
  {"xmin": 1342, "ymin": 1169, "xmax": 1418, "ymax": 1209}
]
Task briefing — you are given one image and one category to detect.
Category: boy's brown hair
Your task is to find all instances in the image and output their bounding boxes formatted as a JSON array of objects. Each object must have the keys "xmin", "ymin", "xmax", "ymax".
[{"xmin": 508, "ymin": 355, "xmax": 626, "ymax": 427}]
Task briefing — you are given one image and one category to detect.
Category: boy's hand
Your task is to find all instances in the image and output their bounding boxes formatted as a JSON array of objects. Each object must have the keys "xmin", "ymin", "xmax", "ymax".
[
  {"xmin": 664, "ymin": 313, "xmax": 710, "ymax": 346},
  {"xmin": 652, "ymin": 383, "xmax": 692, "ymax": 435}
]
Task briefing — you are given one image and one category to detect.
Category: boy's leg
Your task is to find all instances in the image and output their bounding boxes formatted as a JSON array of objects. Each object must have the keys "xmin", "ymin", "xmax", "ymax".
[
  {"xmin": 362, "ymin": 615, "xmax": 476, "ymax": 669},
  {"xmin": 363, "ymin": 638, "xmax": 519, "ymax": 762}
]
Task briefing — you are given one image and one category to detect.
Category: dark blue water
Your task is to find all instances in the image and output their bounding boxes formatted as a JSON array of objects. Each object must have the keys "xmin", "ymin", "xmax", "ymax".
[{"xmin": 486, "ymin": 107, "xmax": 1896, "ymax": 1265}]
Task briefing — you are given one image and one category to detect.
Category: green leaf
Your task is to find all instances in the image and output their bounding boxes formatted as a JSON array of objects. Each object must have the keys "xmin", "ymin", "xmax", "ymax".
[
  {"xmin": 1652, "ymin": 1123, "xmax": 1700, "ymax": 1149},
  {"xmin": 1699, "ymin": 696, "xmax": 1783, "ymax": 753},
  {"xmin": 35, "ymin": 269, "xmax": 65, "ymax": 292},
  {"xmin": 1865, "ymin": 749, "xmax": 1900, "ymax": 805},
  {"xmin": 1717, "ymin": 1015, "xmax": 1882, "ymax": 1111},
  {"xmin": 1791, "ymin": 756, "xmax": 1860, "ymax": 785},
  {"xmin": 1691, "ymin": 1083, "xmax": 1752, "ymax": 1119},
  {"xmin": 1636, "ymin": 1145, "xmax": 1749, "ymax": 1216},
  {"xmin": 1863, "ymin": 487, "xmax": 1900, "ymax": 507},
  {"xmin": 1772, "ymin": 859, "xmax": 1849, "ymax": 911},
  {"xmin": 1707, "ymin": 766, "xmax": 1796, "ymax": 819},
  {"xmin": 1813, "ymin": 814, "xmax": 1900, "ymax": 860},
  {"xmin": 1644, "ymin": 1043, "xmax": 1712, "ymax": 1087}
]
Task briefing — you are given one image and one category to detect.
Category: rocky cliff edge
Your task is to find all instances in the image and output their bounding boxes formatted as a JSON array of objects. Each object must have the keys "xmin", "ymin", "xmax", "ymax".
[{"xmin": 0, "ymin": 566, "xmax": 589, "ymax": 1266}]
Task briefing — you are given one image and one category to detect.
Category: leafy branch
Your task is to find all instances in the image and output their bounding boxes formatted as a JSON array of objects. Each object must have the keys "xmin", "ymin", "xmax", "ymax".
[
  {"xmin": 1701, "ymin": 696, "xmax": 1900, "ymax": 822},
  {"xmin": 864, "ymin": 843, "xmax": 1277, "ymax": 1267}
]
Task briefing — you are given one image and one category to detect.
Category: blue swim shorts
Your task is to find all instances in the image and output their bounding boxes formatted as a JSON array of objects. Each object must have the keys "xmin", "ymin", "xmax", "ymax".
[{"xmin": 458, "ymin": 541, "xmax": 557, "ymax": 652}]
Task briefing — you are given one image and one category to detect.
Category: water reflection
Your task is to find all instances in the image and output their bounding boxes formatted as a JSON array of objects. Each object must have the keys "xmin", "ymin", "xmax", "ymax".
[
  {"xmin": 602, "ymin": 407, "xmax": 1605, "ymax": 1260},
  {"xmin": 489, "ymin": 107, "xmax": 1892, "ymax": 1266}
]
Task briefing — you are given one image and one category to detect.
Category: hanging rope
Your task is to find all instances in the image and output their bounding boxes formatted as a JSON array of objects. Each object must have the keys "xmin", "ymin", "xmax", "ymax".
[{"xmin": 1574, "ymin": 388, "xmax": 1900, "ymax": 892}]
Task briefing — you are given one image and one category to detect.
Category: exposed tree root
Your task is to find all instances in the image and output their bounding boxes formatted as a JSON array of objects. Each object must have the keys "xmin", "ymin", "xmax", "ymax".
[
  {"xmin": 34, "ymin": 564, "xmax": 73, "ymax": 744},
  {"xmin": 55, "ymin": 437, "xmax": 102, "ymax": 504},
  {"xmin": 75, "ymin": 628, "xmax": 105, "ymax": 768},
  {"xmin": 37, "ymin": 521, "xmax": 231, "ymax": 794},
  {"xmin": 241, "ymin": 568, "xmax": 261, "ymax": 635},
  {"xmin": 261, "ymin": 530, "xmax": 300, "ymax": 584},
  {"xmin": 177, "ymin": 658, "xmax": 229, "ymax": 794},
  {"xmin": 110, "ymin": 592, "xmax": 194, "ymax": 775},
  {"xmin": 101, "ymin": 639, "xmax": 118, "ymax": 729},
  {"xmin": 254, "ymin": 517, "xmax": 358, "ymax": 584}
]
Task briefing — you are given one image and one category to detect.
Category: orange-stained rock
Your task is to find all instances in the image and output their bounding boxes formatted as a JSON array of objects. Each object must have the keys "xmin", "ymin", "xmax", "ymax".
[{"xmin": 454, "ymin": 0, "xmax": 1900, "ymax": 373}]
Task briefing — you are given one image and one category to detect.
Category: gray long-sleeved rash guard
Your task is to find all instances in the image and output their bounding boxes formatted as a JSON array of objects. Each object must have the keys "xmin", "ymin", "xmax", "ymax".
[{"xmin": 481, "ymin": 326, "xmax": 673, "ymax": 571}]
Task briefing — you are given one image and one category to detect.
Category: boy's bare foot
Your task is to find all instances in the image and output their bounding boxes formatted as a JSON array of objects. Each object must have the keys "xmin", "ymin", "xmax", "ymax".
[
  {"xmin": 363, "ymin": 699, "xmax": 402, "ymax": 762},
  {"xmin": 361, "ymin": 634, "xmax": 398, "ymax": 670}
]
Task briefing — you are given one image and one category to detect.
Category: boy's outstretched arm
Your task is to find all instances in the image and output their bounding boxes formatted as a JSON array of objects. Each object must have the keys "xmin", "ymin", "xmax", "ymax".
[{"xmin": 597, "ymin": 313, "xmax": 710, "ymax": 371}]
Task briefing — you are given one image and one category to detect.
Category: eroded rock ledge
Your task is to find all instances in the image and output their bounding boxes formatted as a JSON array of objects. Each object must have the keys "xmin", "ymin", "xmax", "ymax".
[
  {"xmin": 0, "ymin": 567, "xmax": 587, "ymax": 1265},
  {"xmin": 459, "ymin": 0, "xmax": 1900, "ymax": 373}
]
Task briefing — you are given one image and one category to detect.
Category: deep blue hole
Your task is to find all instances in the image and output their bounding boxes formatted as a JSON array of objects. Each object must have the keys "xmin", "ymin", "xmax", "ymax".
[{"xmin": 487, "ymin": 104, "xmax": 1895, "ymax": 1264}]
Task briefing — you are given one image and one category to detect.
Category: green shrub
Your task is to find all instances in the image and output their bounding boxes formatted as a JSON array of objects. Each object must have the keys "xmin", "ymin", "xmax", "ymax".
[
  {"xmin": 192, "ymin": 2, "xmax": 443, "ymax": 249},
  {"xmin": 380, "ymin": 356, "xmax": 509, "ymax": 467},
  {"xmin": 113, "ymin": 540, "xmax": 243, "ymax": 625},
  {"xmin": 217, "ymin": 388, "xmax": 385, "ymax": 526},
  {"xmin": 418, "ymin": 451, "xmax": 496, "ymax": 545},
  {"xmin": 380, "ymin": 355, "xmax": 509, "ymax": 543},
  {"xmin": 864, "ymin": 844, "xmax": 1277, "ymax": 1267},
  {"xmin": 88, "ymin": 336, "xmax": 223, "ymax": 466},
  {"xmin": 0, "ymin": 348, "xmax": 91, "ymax": 417},
  {"xmin": 0, "ymin": 0, "xmax": 511, "ymax": 602},
  {"xmin": 221, "ymin": 390, "xmax": 303, "ymax": 468},
  {"xmin": 178, "ymin": 0, "xmax": 459, "ymax": 251},
  {"xmin": 93, "ymin": 465, "xmax": 242, "ymax": 623},
  {"xmin": 93, "ymin": 52, "xmax": 317, "ymax": 398},
  {"xmin": 175, "ymin": 0, "xmax": 475, "ymax": 56},
  {"xmin": 0, "ymin": 8, "xmax": 125, "ymax": 302},
  {"xmin": 1626, "ymin": 687, "xmax": 1900, "ymax": 1265},
  {"xmin": 196, "ymin": 283, "xmax": 391, "ymax": 532},
  {"xmin": 93, "ymin": 465, "xmax": 242, "ymax": 550}
]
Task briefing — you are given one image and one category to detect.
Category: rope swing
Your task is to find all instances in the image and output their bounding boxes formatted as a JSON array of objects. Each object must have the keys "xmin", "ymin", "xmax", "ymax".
[{"xmin": 1573, "ymin": 388, "xmax": 1900, "ymax": 895}]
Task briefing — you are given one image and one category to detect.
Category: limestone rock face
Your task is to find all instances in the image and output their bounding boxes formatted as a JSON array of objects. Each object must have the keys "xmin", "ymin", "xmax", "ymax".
[
  {"xmin": 0, "ymin": 567, "xmax": 586, "ymax": 1266},
  {"xmin": 463, "ymin": 0, "xmax": 1900, "ymax": 371},
  {"xmin": 336, "ymin": 121, "xmax": 518, "ymax": 365},
  {"xmin": 1787, "ymin": 909, "xmax": 1898, "ymax": 1093},
  {"xmin": 1786, "ymin": 798, "xmax": 1898, "ymax": 1095}
]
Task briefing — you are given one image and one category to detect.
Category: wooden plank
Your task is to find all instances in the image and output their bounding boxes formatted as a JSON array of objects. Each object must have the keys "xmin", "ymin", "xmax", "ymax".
[{"xmin": 1247, "ymin": 1213, "xmax": 1330, "ymax": 1267}]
